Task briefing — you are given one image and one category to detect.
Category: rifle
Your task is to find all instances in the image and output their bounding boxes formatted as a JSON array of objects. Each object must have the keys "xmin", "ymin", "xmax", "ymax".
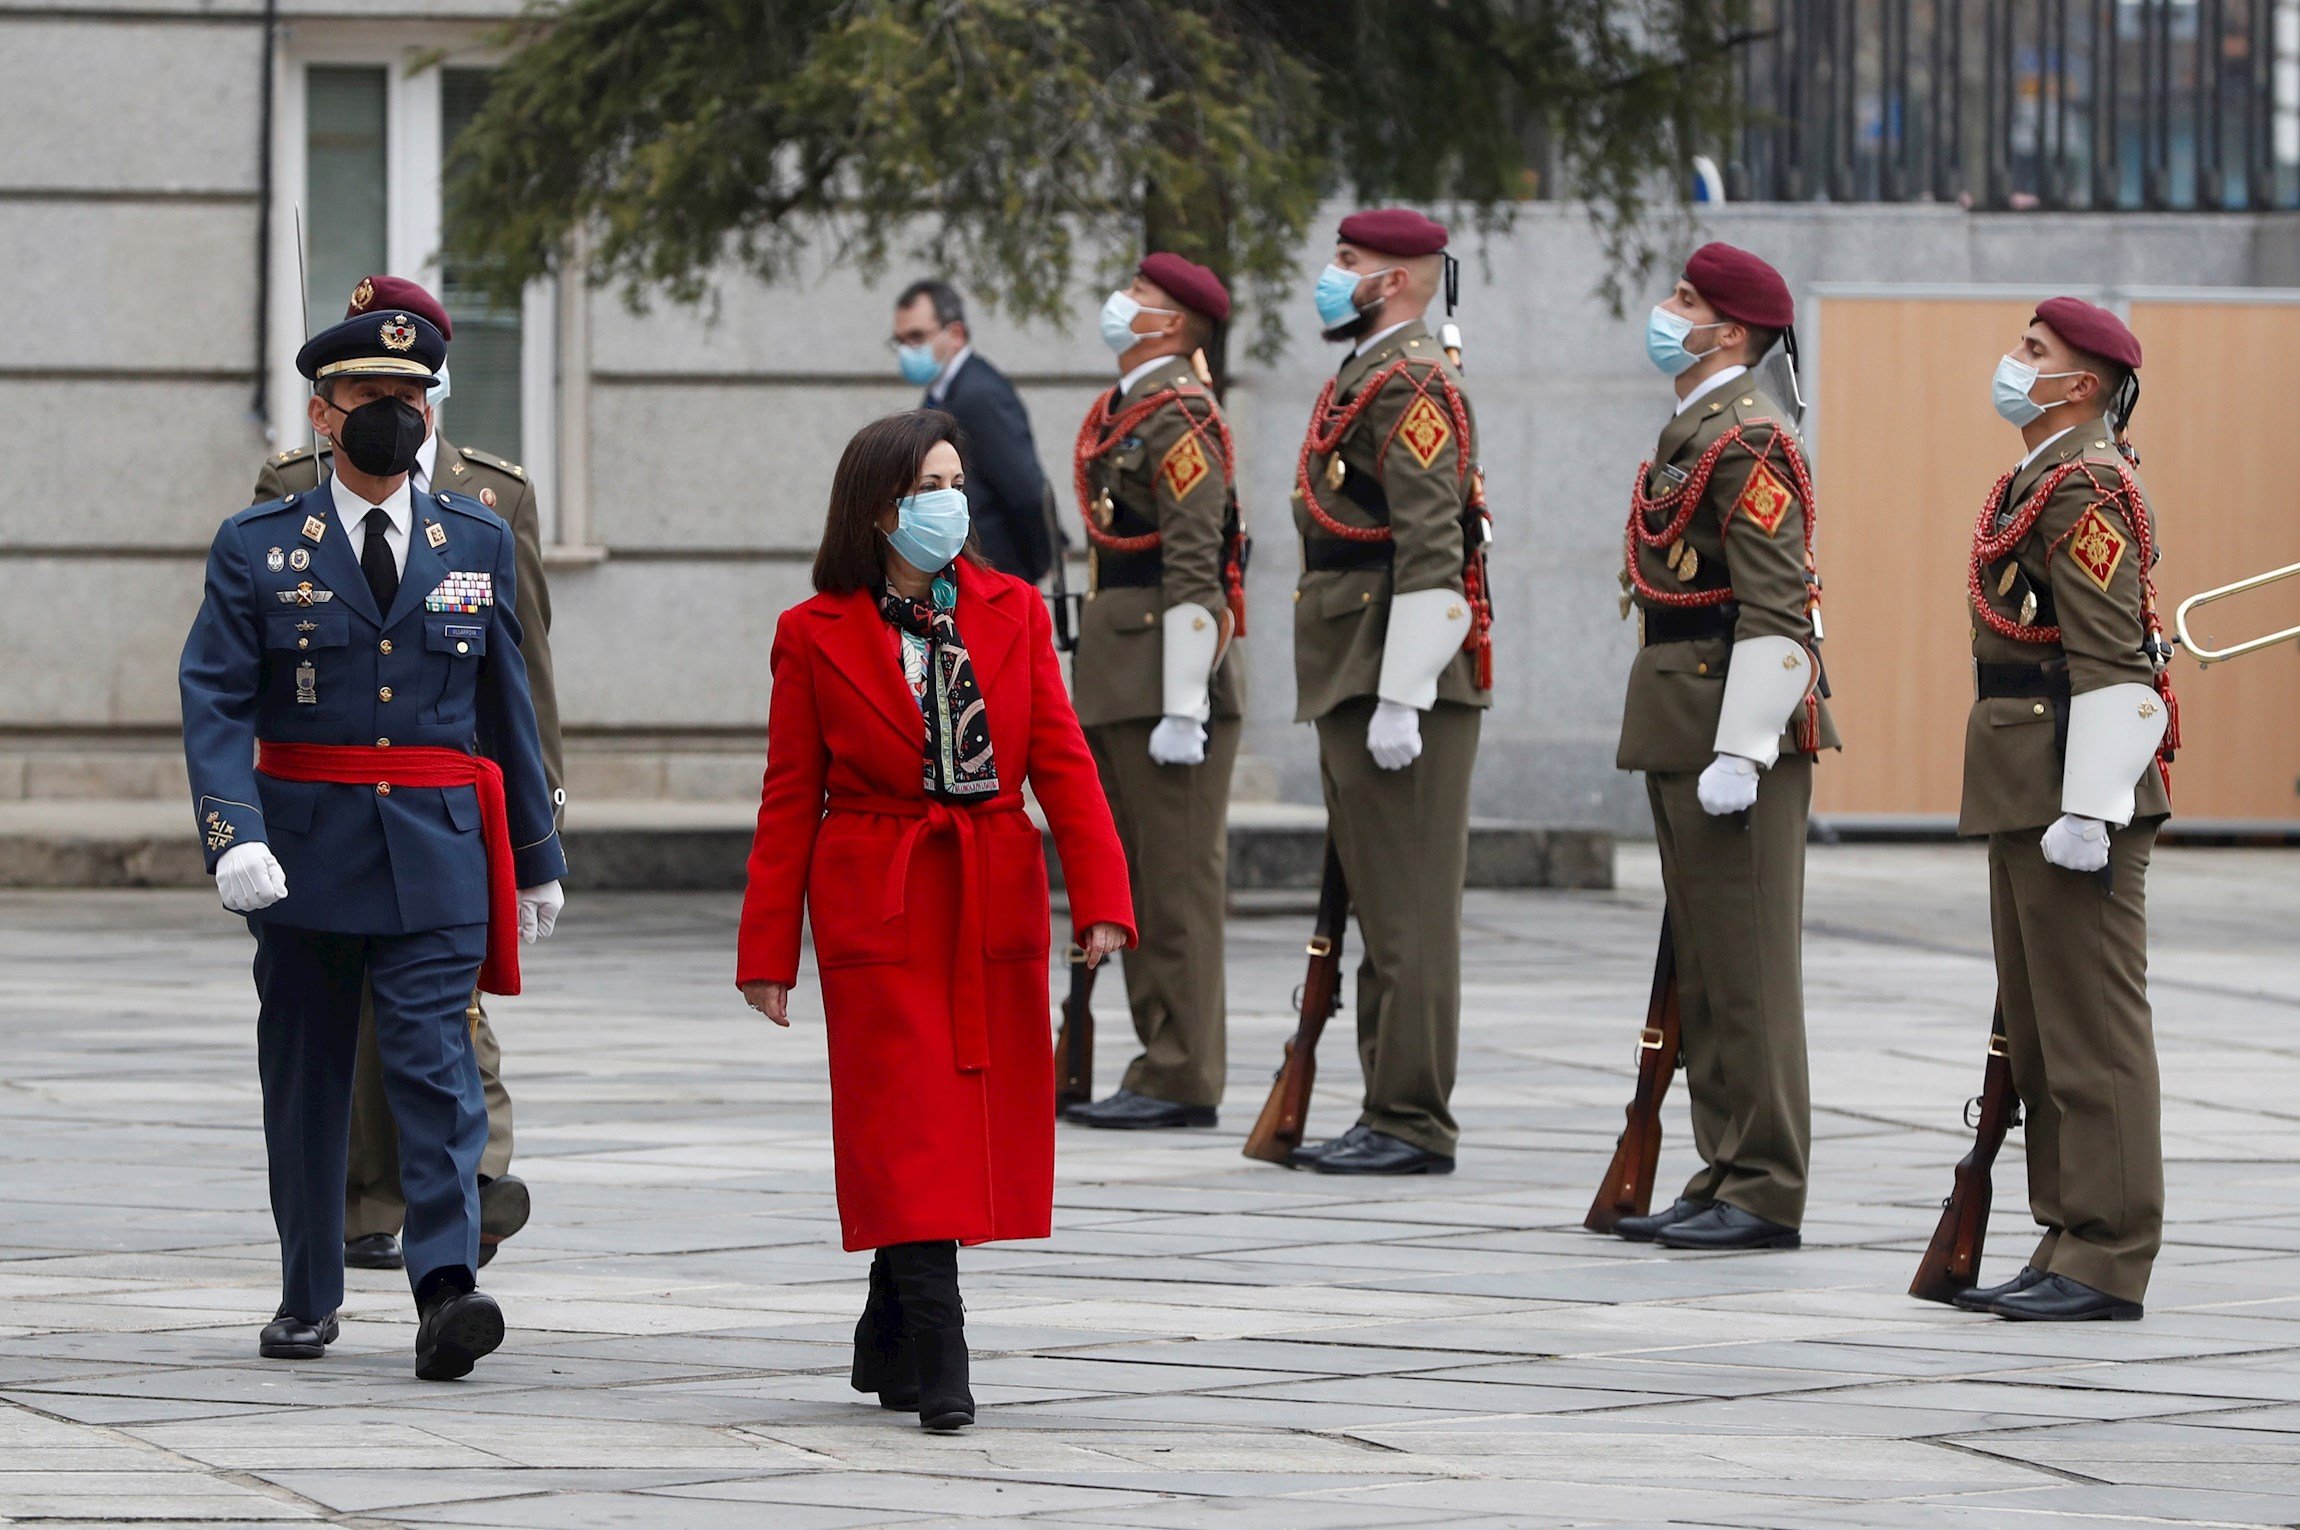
[
  {"xmin": 1043, "ymin": 482, "xmax": 1081, "ymax": 653},
  {"xmin": 1052, "ymin": 944, "xmax": 1095, "ymax": 1113},
  {"xmin": 1583, "ymin": 913, "xmax": 1684, "ymax": 1233},
  {"xmin": 1909, "ymin": 1000, "xmax": 2021, "ymax": 1304},
  {"xmin": 1242, "ymin": 840, "xmax": 1350, "ymax": 1164}
]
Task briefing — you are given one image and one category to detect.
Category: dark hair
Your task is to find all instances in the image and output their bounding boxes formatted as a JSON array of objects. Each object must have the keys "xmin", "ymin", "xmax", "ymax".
[
  {"xmin": 811, "ymin": 410, "xmax": 985, "ymax": 594},
  {"xmin": 1739, "ymin": 324, "xmax": 1782, "ymax": 366},
  {"xmin": 895, "ymin": 278, "xmax": 966, "ymax": 329}
]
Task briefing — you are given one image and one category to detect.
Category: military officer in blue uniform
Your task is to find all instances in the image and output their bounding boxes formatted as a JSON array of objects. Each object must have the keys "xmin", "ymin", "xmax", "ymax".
[{"xmin": 179, "ymin": 304, "xmax": 566, "ymax": 1380}]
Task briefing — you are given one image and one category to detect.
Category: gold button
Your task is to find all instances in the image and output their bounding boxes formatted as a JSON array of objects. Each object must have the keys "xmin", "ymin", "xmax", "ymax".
[
  {"xmin": 376, "ymin": 738, "xmax": 390, "ymax": 747},
  {"xmin": 455, "ymin": 641, "xmax": 469, "ymax": 655},
  {"xmin": 296, "ymin": 638, "xmax": 309, "ymax": 649},
  {"xmin": 378, "ymin": 687, "xmax": 394, "ymax": 703},
  {"xmin": 379, "ymin": 640, "xmax": 393, "ymax": 655},
  {"xmin": 1740, "ymin": 396, "xmax": 1754, "ymax": 405},
  {"xmin": 376, "ymin": 782, "xmax": 392, "ymax": 796},
  {"xmin": 1361, "ymin": 592, "xmax": 1373, "ymax": 604},
  {"xmin": 2032, "ymin": 702, "xmax": 2046, "ymax": 716},
  {"xmin": 1142, "ymin": 612, "xmax": 1155, "ymax": 626},
  {"xmin": 1697, "ymin": 662, "xmax": 1709, "ymax": 675},
  {"xmin": 1292, "ymin": 590, "xmax": 1302, "ymax": 604}
]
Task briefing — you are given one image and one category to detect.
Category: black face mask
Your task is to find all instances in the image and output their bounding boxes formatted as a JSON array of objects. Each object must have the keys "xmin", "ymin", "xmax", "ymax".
[{"xmin": 329, "ymin": 396, "xmax": 427, "ymax": 477}]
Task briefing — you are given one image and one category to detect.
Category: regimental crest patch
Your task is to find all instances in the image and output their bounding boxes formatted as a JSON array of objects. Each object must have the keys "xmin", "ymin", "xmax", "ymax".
[
  {"xmin": 2066, "ymin": 506, "xmax": 2129, "ymax": 590},
  {"xmin": 1396, "ymin": 394, "xmax": 1452, "ymax": 470},
  {"xmin": 1735, "ymin": 461, "xmax": 1795, "ymax": 537},
  {"xmin": 1159, "ymin": 433, "xmax": 1211, "ymax": 501}
]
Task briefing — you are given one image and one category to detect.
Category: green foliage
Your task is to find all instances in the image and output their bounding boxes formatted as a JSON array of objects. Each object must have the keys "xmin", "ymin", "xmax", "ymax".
[{"xmin": 446, "ymin": 0, "xmax": 1753, "ymax": 359}]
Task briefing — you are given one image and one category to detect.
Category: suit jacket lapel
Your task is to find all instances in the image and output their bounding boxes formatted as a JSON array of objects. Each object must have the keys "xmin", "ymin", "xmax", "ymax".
[
  {"xmin": 819, "ymin": 591, "xmax": 927, "ymax": 746},
  {"xmin": 303, "ymin": 489, "xmax": 383, "ymax": 627},
  {"xmin": 383, "ymin": 500, "xmax": 449, "ymax": 631}
]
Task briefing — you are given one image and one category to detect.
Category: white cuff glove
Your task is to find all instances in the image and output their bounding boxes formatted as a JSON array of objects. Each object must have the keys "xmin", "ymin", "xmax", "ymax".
[
  {"xmin": 1366, "ymin": 699, "xmax": 1423, "ymax": 771},
  {"xmin": 1148, "ymin": 715, "xmax": 1208, "ymax": 767},
  {"xmin": 2040, "ymin": 814, "xmax": 2110, "ymax": 873},
  {"xmin": 1696, "ymin": 753, "xmax": 1761, "ymax": 816},
  {"xmin": 517, "ymin": 880, "xmax": 565, "ymax": 943},
  {"xmin": 214, "ymin": 842, "xmax": 288, "ymax": 913}
]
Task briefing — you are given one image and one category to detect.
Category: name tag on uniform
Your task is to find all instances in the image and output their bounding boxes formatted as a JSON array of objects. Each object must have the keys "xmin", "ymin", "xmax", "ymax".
[{"xmin": 425, "ymin": 571, "xmax": 493, "ymax": 613}]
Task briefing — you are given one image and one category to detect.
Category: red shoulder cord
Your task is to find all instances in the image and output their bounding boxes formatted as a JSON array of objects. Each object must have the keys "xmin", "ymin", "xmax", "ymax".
[
  {"xmin": 1294, "ymin": 359, "xmax": 1494, "ymax": 687},
  {"xmin": 1072, "ymin": 384, "xmax": 1250, "ymax": 636},
  {"xmin": 1968, "ymin": 460, "xmax": 2180, "ymax": 791},
  {"xmin": 1621, "ymin": 422, "xmax": 1825, "ymax": 751}
]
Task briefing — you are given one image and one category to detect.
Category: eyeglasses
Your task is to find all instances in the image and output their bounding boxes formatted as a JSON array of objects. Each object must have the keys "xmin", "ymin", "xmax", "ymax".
[{"xmin": 888, "ymin": 322, "xmax": 946, "ymax": 350}]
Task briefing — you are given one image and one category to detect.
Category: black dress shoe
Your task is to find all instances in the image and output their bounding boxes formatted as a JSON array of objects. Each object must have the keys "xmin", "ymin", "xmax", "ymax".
[
  {"xmin": 259, "ymin": 1308, "xmax": 339, "ymax": 1360},
  {"xmin": 477, "ymin": 1174, "xmax": 531, "ymax": 1270},
  {"xmin": 344, "ymin": 1233, "xmax": 403, "ymax": 1270},
  {"xmin": 1953, "ymin": 1265, "xmax": 2047, "ymax": 1313},
  {"xmin": 1061, "ymin": 1089, "xmax": 1218, "ymax": 1130},
  {"xmin": 415, "ymin": 1286, "xmax": 505, "ymax": 1380},
  {"xmin": 1612, "ymin": 1198, "xmax": 1714, "ymax": 1244},
  {"xmin": 1286, "ymin": 1123, "xmax": 1374, "ymax": 1169},
  {"xmin": 1652, "ymin": 1202, "xmax": 1800, "ymax": 1250},
  {"xmin": 1311, "ymin": 1127, "xmax": 1455, "ymax": 1176},
  {"xmin": 1991, "ymin": 1272, "xmax": 2142, "ymax": 1322}
]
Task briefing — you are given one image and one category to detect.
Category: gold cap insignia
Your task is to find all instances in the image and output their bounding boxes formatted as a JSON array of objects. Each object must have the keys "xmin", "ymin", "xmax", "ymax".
[
  {"xmin": 379, "ymin": 316, "xmax": 417, "ymax": 352},
  {"xmin": 350, "ymin": 277, "xmax": 375, "ymax": 312}
]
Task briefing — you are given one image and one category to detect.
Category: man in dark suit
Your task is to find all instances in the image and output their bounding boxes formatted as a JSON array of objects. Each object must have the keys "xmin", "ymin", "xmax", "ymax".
[{"xmin": 891, "ymin": 278, "xmax": 1055, "ymax": 582}]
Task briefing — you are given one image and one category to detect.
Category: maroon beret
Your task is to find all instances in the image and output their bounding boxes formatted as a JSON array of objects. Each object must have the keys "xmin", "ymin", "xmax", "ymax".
[
  {"xmin": 1683, "ymin": 242, "xmax": 1794, "ymax": 330},
  {"xmin": 347, "ymin": 275, "xmax": 453, "ymax": 342},
  {"xmin": 1139, "ymin": 252, "xmax": 1230, "ymax": 323},
  {"xmin": 2034, "ymin": 296, "xmax": 2141, "ymax": 370},
  {"xmin": 1336, "ymin": 207, "xmax": 1450, "ymax": 258}
]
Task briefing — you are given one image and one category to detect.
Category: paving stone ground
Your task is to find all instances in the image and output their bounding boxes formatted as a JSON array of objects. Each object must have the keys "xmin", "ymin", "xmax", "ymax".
[{"xmin": 4, "ymin": 842, "xmax": 2299, "ymax": 1528}]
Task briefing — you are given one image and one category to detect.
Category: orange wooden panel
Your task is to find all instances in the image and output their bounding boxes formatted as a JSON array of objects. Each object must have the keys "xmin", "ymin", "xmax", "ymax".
[
  {"xmin": 1811, "ymin": 297, "xmax": 2040, "ymax": 817},
  {"xmin": 2127, "ymin": 301, "xmax": 2300, "ymax": 822}
]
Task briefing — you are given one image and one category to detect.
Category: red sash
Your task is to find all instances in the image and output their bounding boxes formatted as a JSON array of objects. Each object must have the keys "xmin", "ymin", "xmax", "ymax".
[{"xmin": 257, "ymin": 741, "xmax": 520, "ymax": 996}]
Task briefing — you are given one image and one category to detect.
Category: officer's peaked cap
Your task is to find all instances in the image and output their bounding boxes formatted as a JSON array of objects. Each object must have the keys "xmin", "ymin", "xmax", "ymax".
[
  {"xmin": 1684, "ymin": 243, "xmax": 1794, "ymax": 330},
  {"xmin": 296, "ymin": 309, "xmax": 446, "ymax": 386}
]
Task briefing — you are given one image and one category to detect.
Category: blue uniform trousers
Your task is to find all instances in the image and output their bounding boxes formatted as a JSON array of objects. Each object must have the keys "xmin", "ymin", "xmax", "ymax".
[{"xmin": 253, "ymin": 920, "xmax": 488, "ymax": 1321}]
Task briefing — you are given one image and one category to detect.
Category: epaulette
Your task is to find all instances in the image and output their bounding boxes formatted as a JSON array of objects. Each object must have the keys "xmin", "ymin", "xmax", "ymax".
[
  {"xmin": 455, "ymin": 445, "xmax": 527, "ymax": 480},
  {"xmin": 269, "ymin": 444, "xmax": 318, "ymax": 467},
  {"xmin": 425, "ymin": 487, "xmax": 509, "ymax": 527},
  {"xmin": 231, "ymin": 490, "xmax": 313, "ymax": 525}
]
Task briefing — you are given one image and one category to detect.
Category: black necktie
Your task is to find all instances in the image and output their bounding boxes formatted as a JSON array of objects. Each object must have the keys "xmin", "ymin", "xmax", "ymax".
[{"xmin": 361, "ymin": 508, "xmax": 399, "ymax": 612}]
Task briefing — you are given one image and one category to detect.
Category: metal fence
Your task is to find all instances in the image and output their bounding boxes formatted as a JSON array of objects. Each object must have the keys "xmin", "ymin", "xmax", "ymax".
[{"xmin": 1727, "ymin": 0, "xmax": 2300, "ymax": 209}]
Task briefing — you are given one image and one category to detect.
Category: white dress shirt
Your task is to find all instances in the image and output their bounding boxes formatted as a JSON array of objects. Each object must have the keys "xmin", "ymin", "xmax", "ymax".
[
  {"xmin": 412, "ymin": 432, "xmax": 439, "ymax": 495},
  {"xmin": 927, "ymin": 345, "xmax": 974, "ymax": 405},
  {"xmin": 1354, "ymin": 319, "xmax": 1412, "ymax": 357},
  {"xmin": 1118, "ymin": 352, "xmax": 1185, "ymax": 396},
  {"xmin": 1675, "ymin": 363, "xmax": 1750, "ymax": 416},
  {"xmin": 2017, "ymin": 425, "xmax": 2077, "ymax": 473},
  {"xmin": 330, "ymin": 473, "xmax": 413, "ymax": 578}
]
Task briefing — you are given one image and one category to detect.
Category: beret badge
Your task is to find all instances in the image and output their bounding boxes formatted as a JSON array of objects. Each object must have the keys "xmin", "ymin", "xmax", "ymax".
[{"xmin": 350, "ymin": 277, "xmax": 376, "ymax": 312}]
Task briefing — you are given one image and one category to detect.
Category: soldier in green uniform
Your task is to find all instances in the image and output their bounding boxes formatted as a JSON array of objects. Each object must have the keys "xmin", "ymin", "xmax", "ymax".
[
  {"xmin": 1954, "ymin": 297, "xmax": 2171, "ymax": 1322},
  {"xmin": 1611, "ymin": 244, "xmax": 1837, "ymax": 1251},
  {"xmin": 253, "ymin": 275, "xmax": 560, "ymax": 1271},
  {"xmin": 1285, "ymin": 209, "xmax": 1492, "ymax": 1176},
  {"xmin": 1062, "ymin": 254, "xmax": 1246, "ymax": 1130}
]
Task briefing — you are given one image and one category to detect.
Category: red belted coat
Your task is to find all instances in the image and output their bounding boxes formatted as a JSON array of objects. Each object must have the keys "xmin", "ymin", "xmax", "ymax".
[{"xmin": 737, "ymin": 560, "xmax": 1135, "ymax": 1251}]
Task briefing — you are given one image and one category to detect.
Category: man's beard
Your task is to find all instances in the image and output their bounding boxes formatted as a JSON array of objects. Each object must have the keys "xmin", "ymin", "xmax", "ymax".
[{"xmin": 1320, "ymin": 299, "xmax": 1383, "ymax": 345}]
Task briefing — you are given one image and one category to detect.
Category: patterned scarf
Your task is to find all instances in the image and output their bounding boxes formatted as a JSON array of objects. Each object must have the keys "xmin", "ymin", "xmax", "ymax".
[{"xmin": 879, "ymin": 577, "xmax": 1000, "ymax": 800}]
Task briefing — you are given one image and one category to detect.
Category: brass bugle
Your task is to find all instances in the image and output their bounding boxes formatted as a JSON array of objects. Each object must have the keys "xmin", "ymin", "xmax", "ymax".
[{"xmin": 2174, "ymin": 560, "xmax": 2300, "ymax": 667}]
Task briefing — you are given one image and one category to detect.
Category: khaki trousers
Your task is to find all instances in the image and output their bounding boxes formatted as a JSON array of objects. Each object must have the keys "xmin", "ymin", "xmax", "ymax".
[
  {"xmin": 344, "ymin": 985, "xmax": 513, "ymax": 1239},
  {"xmin": 1314, "ymin": 697, "xmax": 1480, "ymax": 1157},
  {"xmin": 1989, "ymin": 820, "xmax": 2163, "ymax": 1303},
  {"xmin": 1645, "ymin": 757, "xmax": 1813, "ymax": 1229},
  {"xmin": 1086, "ymin": 716, "xmax": 1239, "ymax": 1108}
]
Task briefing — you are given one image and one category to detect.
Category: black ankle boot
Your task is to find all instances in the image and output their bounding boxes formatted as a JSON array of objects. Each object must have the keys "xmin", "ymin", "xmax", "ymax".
[
  {"xmin": 851, "ymin": 1251, "xmax": 918, "ymax": 1409},
  {"xmin": 881, "ymin": 1240, "xmax": 973, "ymax": 1430}
]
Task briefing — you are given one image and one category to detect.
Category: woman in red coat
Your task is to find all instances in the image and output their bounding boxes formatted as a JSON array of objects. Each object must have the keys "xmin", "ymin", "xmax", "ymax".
[{"xmin": 737, "ymin": 410, "xmax": 1134, "ymax": 1431}]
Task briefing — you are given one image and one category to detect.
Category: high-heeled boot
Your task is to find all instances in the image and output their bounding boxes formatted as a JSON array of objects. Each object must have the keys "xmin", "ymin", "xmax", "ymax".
[
  {"xmin": 882, "ymin": 1240, "xmax": 972, "ymax": 1431},
  {"xmin": 851, "ymin": 1249, "xmax": 918, "ymax": 1409}
]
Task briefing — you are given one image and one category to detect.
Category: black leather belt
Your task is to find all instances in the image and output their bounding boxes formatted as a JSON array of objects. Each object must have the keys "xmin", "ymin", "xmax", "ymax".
[
  {"xmin": 1641, "ymin": 603, "xmax": 1738, "ymax": 646},
  {"xmin": 1974, "ymin": 660, "xmax": 2070, "ymax": 700},
  {"xmin": 1094, "ymin": 549, "xmax": 1162, "ymax": 588},
  {"xmin": 1304, "ymin": 538, "xmax": 1395, "ymax": 572}
]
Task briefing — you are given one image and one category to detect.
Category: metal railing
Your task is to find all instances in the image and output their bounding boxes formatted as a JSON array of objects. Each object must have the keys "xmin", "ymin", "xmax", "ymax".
[{"xmin": 1726, "ymin": 0, "xmax": 2300, "ymax": 209}]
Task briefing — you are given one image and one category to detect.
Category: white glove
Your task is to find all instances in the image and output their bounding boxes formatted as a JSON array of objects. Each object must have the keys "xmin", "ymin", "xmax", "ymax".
[
  {"xmin": 1696, "ymin": 753, "xmax": 1761, "ymax": 816},
  {"xmin": 1148, "ymin": 715, "xmax": 1208, "ymax": 767},
  {"xmin": 1366, "ymin": 699, "xmax": 1423, "ymax": 771},
  {"xmin": 214, "ymin": 842, "xmax": 288, "ymax": 913},
  {"xmin": 2040, "ymin": 814, "xmax": 2110, "ymax": 873},
  {"xmin": 517, "ymin": 880, "xmax": 565, "ymax": 943}
]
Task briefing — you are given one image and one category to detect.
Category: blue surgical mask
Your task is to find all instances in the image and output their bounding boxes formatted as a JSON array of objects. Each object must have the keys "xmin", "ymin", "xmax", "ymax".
[
  {"xmin": 426, "ymin": 365, "xmax": 452, "ymax": 408},
  {"xmin": 1099, "ymin": 290, "xmax": 1175, "ymax": 356},
  {"xmin": 888, "ymin": 486, "xmax": 971, "ymax": 573},
  {"xmin": 1314, "ymin": 263, "xmax": 1391, "ymax": 328},
  {"xmin": 1992, "ymin": 354, "xmax": 2080, "ymax": 427},
  {"xmin": 1645, "ymin": 306, "xmax": 1725, "ymax": 376},
  {"xmin": 896, "ymin": 343, "xmax": 941, "ymax": 387}
]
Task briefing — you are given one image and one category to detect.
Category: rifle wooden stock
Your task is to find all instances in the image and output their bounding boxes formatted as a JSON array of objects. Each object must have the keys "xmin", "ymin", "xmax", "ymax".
[
  {"xmin": 1052, "ymin": 944, "xmax": 1096, "ymax": 1114},
  {"xmin": 1910, "ymin": 1000, "xmax": 2019, "ymax": 1304},
  {"xmin": 1243, "ymin": 840, "xmax": 1350, "ymax": 1164},
  {"xmin": 1584, "ymin": 913, "xmax": 1683, "ymax": 1233}
]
